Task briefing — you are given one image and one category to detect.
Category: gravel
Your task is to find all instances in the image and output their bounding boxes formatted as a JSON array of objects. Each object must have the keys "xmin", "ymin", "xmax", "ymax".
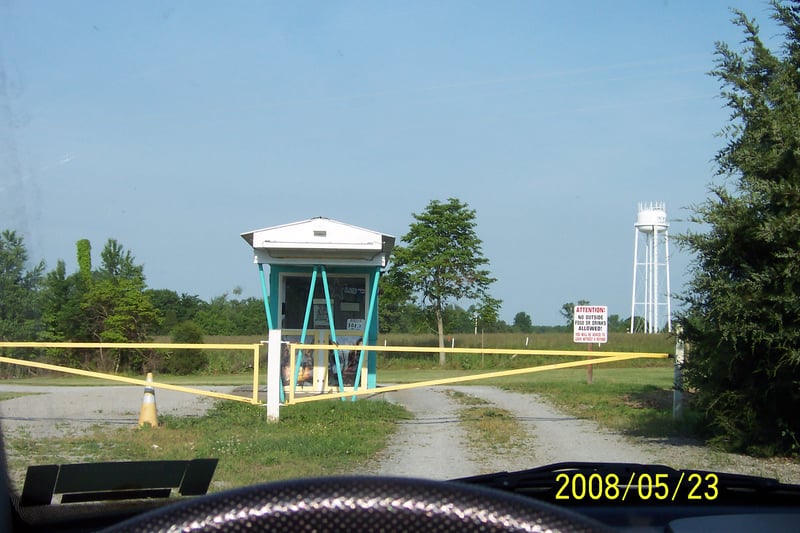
[
  {"xmin": 0, "ymin": 384, "xmax": 235, "ymax": 440},
  {"xmin": 359, "ymin": 385, "xmax": 800, "ymax": 484},
  {"xmin": 1, "ymin": 383, "xmax": 798, "ymax": 485}
]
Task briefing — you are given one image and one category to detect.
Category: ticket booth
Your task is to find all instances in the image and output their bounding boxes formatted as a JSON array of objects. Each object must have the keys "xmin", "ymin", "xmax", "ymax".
[{"xmin": 241, "ymin": 217, "xmax": 395, "ymax": 397}]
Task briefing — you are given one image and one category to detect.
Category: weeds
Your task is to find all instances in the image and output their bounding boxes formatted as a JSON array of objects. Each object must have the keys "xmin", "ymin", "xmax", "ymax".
[
  {"xmin": 446, "ymin": 389, "xmax": 528, "ymax": 455},
  {"xmin": 4, "ymin": 399, "xmax": 410, "ymax": 491}
]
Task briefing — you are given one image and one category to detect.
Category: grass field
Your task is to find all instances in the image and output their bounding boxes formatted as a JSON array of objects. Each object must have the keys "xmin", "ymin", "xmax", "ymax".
[
  {"xmin": 5, "ymin": 400, "xmax": 410, "ymax": 491},
  {"xmin": 379, "ymin": 331, "xmax": 674, "ymax": 353},
  {"xmin": 156, "ymin": 332, "xmax": 676, "ymax": 374}
]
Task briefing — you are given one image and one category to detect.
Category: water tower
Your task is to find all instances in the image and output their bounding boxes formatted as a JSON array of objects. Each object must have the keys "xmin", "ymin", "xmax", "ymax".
[{"xmin": 630, "ymin": 202, "xmax": 672, "ymax": 333}]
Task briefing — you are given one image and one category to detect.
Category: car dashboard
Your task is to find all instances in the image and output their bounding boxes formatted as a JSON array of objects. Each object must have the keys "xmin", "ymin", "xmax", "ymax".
[{"xmin": 3, "ymin": 461, "xmax": 799, "ymax": 532}]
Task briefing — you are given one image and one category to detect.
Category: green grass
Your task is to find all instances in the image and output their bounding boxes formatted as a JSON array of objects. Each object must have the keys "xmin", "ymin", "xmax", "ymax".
[
  {"xmin": 379, "ymin": 362, "xmax": 686, "ymax": 440},
  {"xmin": 378, "ymin": 357, "xmax": 672, "ymax": 383},
  {"xmin": 5, "ymin": 399, "xmax": 410, "ymax": 491},
  {"xmin": 500, "ymin": 367, "xmax": 683, "ymax": 438},
  {"xmin": 445, "ymin": 390, "xmax": 527, "ymax": 455},
  {"xmin": 374, "ymin": 332, "xmax": 674, "ymax": 371},
  {"xmin": 378, "ymin": 331, "xmax": 674, "ymax": 353},
  {"xmin": 0, "ymin": 392, "xmax": 38, "ymax": 401},
  {"xmin": 445, "ymin": 389, "xmax": 487, "ymax": 406}
]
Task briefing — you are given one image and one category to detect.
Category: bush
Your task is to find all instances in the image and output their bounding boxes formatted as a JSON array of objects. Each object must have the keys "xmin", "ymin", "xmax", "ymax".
[{"xmin": 161, "ymin": 320, "xmax": 208, "ymax": 375}]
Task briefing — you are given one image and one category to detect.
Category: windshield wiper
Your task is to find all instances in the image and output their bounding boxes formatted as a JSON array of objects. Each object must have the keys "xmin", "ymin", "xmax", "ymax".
[{"xmin": 451, "ymin": 462, "xmax": 800, "ymax": 505}]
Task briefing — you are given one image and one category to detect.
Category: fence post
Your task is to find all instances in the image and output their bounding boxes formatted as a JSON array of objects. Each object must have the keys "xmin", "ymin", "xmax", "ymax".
[
  {"xmin": 267, "ymin": 329, "xmax": 281, "ymax": 422},
  {"xmin": 673, "ymin": 328, "xmax": 685, "ymax": 421}
]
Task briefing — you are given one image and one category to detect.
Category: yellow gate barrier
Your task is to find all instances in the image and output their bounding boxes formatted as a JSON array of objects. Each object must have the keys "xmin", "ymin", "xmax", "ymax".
[
  {"xmin": 285, "ymin": 343, "xmax": 669, "ymax": 404},
  {"xmin": 0, "ymin": 342, "xmax": 264, "ymax": 405},
  {"xmin": 0, "ymin": 341, "xmax": 670, "ymax": 412}
]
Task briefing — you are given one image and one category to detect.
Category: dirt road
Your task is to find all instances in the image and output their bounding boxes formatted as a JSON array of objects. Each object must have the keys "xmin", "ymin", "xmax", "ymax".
[
  {"xmin": 0, "ymin": 383, "xmax": 797, "ymax": 484},
  {"xmin": 359, "ymin": 385, "xmax": 800, "ymax": 484}
]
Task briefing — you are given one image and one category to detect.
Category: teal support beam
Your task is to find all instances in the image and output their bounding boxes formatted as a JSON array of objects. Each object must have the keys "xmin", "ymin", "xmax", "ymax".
[
  {"xmin": 320, "ymin": 266, "xmax": 345, "ymax": 393},
  {"xmin": 257, "ymin": 263, "xmax": 274, "ymax": 330},
  {"xmin": 352, "ymin": 266, "xmax": 381, "ymax": 397},
  {"xmin": 294, "ymin": 267, "xmax": 318, "ymax": 393}
]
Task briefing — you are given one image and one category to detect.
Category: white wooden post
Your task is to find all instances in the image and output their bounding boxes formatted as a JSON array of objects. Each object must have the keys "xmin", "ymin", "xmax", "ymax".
[
  {"xmin": 673, "ymin": 328, "xmax": 685, "ymax": 421},
  {"xmin": 267, "ymin": 329, "xmax": 281, "ymax": 422}
]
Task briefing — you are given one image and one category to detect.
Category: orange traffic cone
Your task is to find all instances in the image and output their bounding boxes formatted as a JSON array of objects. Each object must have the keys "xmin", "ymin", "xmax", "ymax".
[{"xmin": 137, "ymin": 372, "xmax": 159, "ymax": 427}]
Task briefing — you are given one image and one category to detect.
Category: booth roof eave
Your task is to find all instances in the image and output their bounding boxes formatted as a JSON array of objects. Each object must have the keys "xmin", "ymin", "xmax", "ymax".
[
  {"xmin": 240, "ymin": 217, "xmax": 395, "ymax": 254},
  {"xmin": 250, "ymin": 244, "xmax": 392, "ymax": 267},
  {"xmin": 254, "ymin": 242, "xmax": 386, "ymax": 251}
]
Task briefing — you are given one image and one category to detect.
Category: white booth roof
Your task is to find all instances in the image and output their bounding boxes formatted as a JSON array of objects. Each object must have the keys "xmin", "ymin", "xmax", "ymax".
[{"xmin": 241, "ymin": 217, "xmax": 395, "ymax": 267}]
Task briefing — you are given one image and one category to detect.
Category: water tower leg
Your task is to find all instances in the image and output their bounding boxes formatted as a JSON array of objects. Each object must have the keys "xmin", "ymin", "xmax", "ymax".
[{"xmin": 630, "ymin": 227, "xmax": 639, "ymax": 333}]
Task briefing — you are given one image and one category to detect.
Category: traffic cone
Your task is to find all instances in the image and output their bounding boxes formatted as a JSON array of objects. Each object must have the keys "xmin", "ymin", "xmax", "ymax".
[{"xmin": 137, "ymin": 372, "xmax": 159, "ymax": 427}]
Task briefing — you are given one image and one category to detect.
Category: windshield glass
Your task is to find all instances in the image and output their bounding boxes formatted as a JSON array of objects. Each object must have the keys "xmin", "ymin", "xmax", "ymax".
[{"xmin": 1, "ymin": 0, "xmax": 799, "ymax": 510}]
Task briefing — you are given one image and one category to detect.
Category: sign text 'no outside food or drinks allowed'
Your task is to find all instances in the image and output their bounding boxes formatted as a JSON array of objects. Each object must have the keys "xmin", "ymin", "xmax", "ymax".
[{"xmin": 573, "ymin": 305, "xmax": 608, "ymax": 344}]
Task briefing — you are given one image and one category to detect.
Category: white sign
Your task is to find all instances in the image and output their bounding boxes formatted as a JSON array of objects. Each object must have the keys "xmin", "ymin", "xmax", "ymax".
[
  {"xmin": 573, "ymin": 305, "xmax": 608, "ymax": 344},
  {"xmin": 346, "ymin": 318, "xmax": 365, "ymax": 331},
  {"xmin": 313, "ymin": 304, "xmax": 329, "ymax": 328}
]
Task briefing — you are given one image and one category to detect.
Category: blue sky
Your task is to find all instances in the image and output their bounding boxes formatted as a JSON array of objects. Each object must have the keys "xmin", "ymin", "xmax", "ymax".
[{"xmin": 0, "ymin": 1, "xmax": 782, "ymax": 326}]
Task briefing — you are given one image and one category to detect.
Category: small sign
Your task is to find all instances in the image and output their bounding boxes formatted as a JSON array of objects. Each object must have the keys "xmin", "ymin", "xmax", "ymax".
[
  {"xmin": 346, "ymin": 318, "xmax": 365, "ymax": 331},
  {"xmin": 313, "ymin": 304, "xmax": 329, "ymax": 328},
  {"xmin": 573, "ymin": 305, "xmax": 608, "ymax": 344}
]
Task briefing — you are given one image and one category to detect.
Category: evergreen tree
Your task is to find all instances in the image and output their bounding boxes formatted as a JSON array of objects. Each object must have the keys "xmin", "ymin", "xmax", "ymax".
[
  {"xmin": 678, "ymin": 1, "xmax": 800, "ymax": 454},
  {"xmin": 39, "ymin": 260, "xmax": 89, "ymax": 365},
  {"xmin": 0, "ymin": 231, "xmax": 43, "ymax": 341}
]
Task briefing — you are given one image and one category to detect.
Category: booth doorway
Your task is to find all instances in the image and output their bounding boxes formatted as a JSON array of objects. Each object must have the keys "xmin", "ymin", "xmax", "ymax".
[{"xmin": 281, "ymin": 274, "xmax": 368, "ymax": 330}]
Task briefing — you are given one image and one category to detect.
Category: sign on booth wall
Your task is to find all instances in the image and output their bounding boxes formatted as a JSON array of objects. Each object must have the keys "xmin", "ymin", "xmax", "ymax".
[
  {"xmin": 313, "ymin": 303, "xmax": 329, "ymax": 328},
  {"xmin": 573, "ymin": 305, "xmax": 608, "ymax": 344},
  {"xmin": 347, "ymin": 318, "xmax": 365, "ymax": 331}
]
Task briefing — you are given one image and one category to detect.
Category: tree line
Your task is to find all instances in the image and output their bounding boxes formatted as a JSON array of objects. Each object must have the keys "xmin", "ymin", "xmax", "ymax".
[{"xmin": 0, "ymin": 233, "xmax": 268, "ymax": 374}]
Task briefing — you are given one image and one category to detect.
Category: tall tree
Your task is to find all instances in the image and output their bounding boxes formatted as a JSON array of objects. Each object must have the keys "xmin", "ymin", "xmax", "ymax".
[
  {"xmin": 560, "ymin": 300, "xmax": 589, "ymax": 327},
  {"xmin": 146, "ymin": 289, "xmax": 206, "ymax": 335},
  {"xmin": 39, "ymin": 262, "xmax": 86, "ymax": 338},
  {"xmin": 40, "ymin": 261, "xmax": 92, "ymax": 367},
  {"xmin": 607, "ymin": 314, "xmax": 627, "ymax": 333},
  {"xmin": 98, "ymin": 238, "xmax": 144, "ymax": 281},
  {"xmin": 0, "ymin": 230, "xmax": 43, "ymax": 341},
  {"xmin": 677, "ymin": 1, "xmax": 800, "ymax": 454},
  {"xmin": 81, "ymin": 239, "xmax": 160, "ymax": 371},
  {"xmin": 513, "ymin": 311, "xmax": 533, "ymax": 333},
  {"xmin": 391, "ymin": 198, "xmax": 498, "ymax": 365},
  {"xmin": 469, "ymin": 296, "xmax": 504, "ymax": 333}
]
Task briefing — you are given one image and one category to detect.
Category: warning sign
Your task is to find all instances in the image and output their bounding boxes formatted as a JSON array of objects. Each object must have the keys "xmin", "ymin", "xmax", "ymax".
[{"xmin": 573, "ymin": 305, "xmax": 608, "ymax": 344}]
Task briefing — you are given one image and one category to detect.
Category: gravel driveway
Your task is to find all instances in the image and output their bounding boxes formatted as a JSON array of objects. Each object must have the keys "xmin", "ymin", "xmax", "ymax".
[
  {"xmin": 0, "ymin": 383, "xmax": 798, "ymax": 485},
  {"xmin": 0, "ymin": 384, "xmax": 235, "ymax": 439},
  {"xmin": 360, "ymin": 385, "xmax": 800, "ymax": 484}
]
